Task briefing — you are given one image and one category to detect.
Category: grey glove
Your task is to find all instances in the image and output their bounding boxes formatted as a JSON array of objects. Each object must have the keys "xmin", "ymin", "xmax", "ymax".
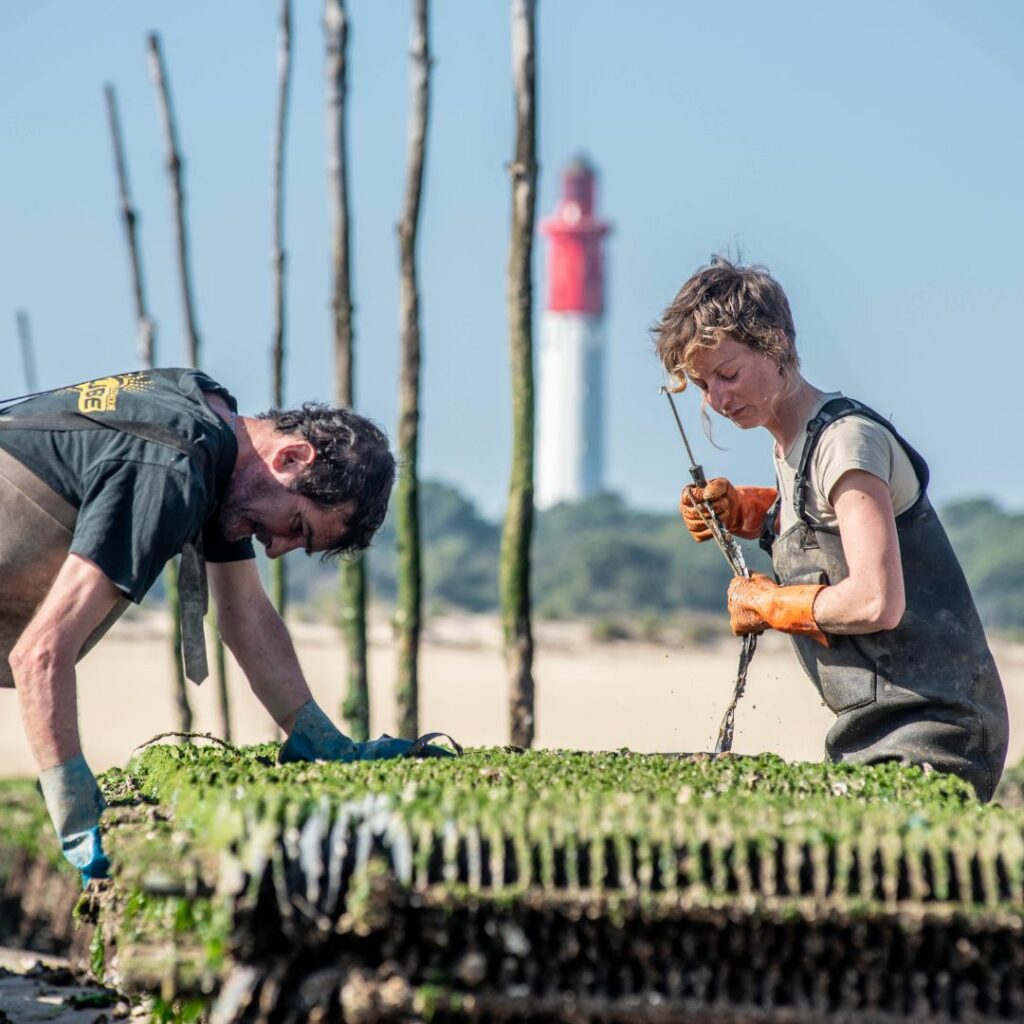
[
  {"xmin": 356, "ymin": 733, "xmax": 458, "ymax": 760},
  {"xmin": 38, "ymin": 754, "xmax": 110, "ymax": 884},
  {"xmin": 278, "ymin": 701, "xmax": 359, "ymax": 764},
  {"xmin": 278, "ymin": 702, "xmax": 459, "ymax": 764}
]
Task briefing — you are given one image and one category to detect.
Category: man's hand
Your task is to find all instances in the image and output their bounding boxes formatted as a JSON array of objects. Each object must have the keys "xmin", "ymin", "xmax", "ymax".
[
  {"xmin": 278, "ymin": 701, "xmax": 456, "ymax": 764},
  {"xmin": 727, "ymin": 572, "xmax": 829, "ymax": 646},
  {"xmin": 355, "ymin": 734, "xmax": 456, "ymax": 760},
  {"xmin": 679, "ymin": 478, "xmax": 777, "ymax": 542},
  {"xmin": 9, "ymin": 554, "xmax": 121, "ymax": 883},
  {"xmin": 278, "ymin": 701, "xmax": 358, "ymax": 762},
  {"xmin": 37, "ymin": 754, "xmax": 110, "ymax": 885}
]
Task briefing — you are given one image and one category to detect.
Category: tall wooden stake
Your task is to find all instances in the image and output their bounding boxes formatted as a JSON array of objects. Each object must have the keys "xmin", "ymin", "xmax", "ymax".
[
  {"xmin": 104, "ymin": 84, "xmax": 156, "ymax": 368},
  {"xmin": 501, "ymin": 0, "xmax": 538, "ymax": 748},
  {"xmin": 147, "ymin": 33, "xmax": 231, "ymax": 738},
  {"xmin": 325, "ymin": 0, "xmax": 369, "ymax": 740},
  {"xmin": 147, "ymin": 34, "xmax": 201, "ymax": 369},
  {"xmin": 15, "ymin": 311, "xmax": 38, "ymax": 393},
  {"xmin": 394, "ymin": 0, "xmax": 431, "ymax": 739},
  {"xmin": 105, "ymin": 80, "xmax": 196, "ymax": 733},
  {"xmin": 270, "ymin": 0, "xmax": 293, "ymax": 620}
]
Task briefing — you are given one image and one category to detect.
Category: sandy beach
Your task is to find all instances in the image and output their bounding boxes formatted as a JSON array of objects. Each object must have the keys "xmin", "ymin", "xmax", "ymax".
[{"xmin": 1, "ymin": 611, "xmax": 1022, "ymax": 778}]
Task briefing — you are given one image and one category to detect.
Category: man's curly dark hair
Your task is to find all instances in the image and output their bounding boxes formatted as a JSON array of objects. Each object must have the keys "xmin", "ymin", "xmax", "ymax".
[{"xmin": 258, "ymin": 403, "xmax": 395, "ymax": 559}]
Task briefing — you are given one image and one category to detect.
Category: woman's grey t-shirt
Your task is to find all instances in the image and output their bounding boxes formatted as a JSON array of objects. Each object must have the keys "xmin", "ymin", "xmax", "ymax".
[{"xmin": 773, "ymin": 392, "xmax": 921, "ymax": 535}]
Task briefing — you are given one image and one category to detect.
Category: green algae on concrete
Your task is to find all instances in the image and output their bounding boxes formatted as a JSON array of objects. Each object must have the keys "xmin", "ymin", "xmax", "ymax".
[{"xmin": 8, "ymin": 746, "xmax": 1024, "ymax": 1021}]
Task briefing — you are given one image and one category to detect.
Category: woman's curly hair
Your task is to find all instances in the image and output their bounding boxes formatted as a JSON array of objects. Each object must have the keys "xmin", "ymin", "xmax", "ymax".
[
  {"xmin": 653, "ymin": 255, "xmax": 798, "ymax": 391},
  {"xmin": 258, "ymin": 403, "xmax": 395, "ymax": 559}
]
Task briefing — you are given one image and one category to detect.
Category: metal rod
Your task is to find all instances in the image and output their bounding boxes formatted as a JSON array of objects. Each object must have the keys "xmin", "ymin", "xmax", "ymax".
[
  {"xmin": 659, "ymin": 386, "xmax": 700, "ymax": 468},
  {"xmin": 659, "ymin": 384, "xmax": 757, "ymax": 753},
  {"xmin": 659, "ymin": 386, "xmax": 748, "ymax": 578}
]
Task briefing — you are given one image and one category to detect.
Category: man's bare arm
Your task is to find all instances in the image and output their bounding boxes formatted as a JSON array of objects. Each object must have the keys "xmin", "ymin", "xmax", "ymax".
[
  {"xmin": 209, "ymin": 556, "xmax": 455, "ymax": 765},
  {"xmin": 9, "ymin": 554, "xmax": 122, "ymax": 770},
  {"xmin": 207, "ymin": 558, "xmax": 313, "ymax": 733}
]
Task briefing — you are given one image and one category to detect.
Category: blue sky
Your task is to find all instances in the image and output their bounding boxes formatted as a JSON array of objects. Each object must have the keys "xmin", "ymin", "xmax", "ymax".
[{"xmin": 2, "ymin": 1, "xmax": 1021, "ymax": 516}]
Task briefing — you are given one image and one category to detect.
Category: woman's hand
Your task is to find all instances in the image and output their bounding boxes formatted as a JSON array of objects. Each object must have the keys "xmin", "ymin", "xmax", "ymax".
[
  {"xmin": 811, "ymin": 470, "xmax": 906, "ymax": 634},
  {"xmin": 728, "ymin": 572, "xmax": 828, "ymax": 646},
  {"xmin": 679, "ymin": 478, "xmax": 777, "ymax": 541}
]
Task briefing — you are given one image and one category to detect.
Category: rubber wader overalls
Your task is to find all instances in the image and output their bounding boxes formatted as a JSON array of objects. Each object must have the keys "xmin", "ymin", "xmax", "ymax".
[
  {"xmin": 761, "ymin": 397, "xmax": 1008, "ymax": 801},
  {"xmin": 0, "ymin": 410, "xmax": 209, "ymax": 688}
]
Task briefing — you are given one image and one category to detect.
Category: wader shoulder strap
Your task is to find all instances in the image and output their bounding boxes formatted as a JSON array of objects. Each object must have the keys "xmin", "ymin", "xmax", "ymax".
[
  {"xmin": 759, "ymin": 489, "xmax": 782, "ymax": 554},
  {"xmin": 0, "ymin": 410, "xmax": 209, "ymax": 684},
  {"xmin": 792, "ymin": 397, "xmax": 931, "ymax": 525},
  {"xmin": 0, "ymin": 410, "xmax": 196, "ymax": 456}
]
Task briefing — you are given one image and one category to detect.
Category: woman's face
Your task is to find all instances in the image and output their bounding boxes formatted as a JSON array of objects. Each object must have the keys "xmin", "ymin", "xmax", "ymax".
[{"xmin": 686, "ymin": 335, "xmax": 789, "ymax": 430}]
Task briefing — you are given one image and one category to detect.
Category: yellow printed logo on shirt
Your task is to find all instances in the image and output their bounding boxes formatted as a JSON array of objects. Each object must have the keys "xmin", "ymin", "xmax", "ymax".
[{"xmin": 58, "ymin": 373, "xmax": 153, "ymax": 413}]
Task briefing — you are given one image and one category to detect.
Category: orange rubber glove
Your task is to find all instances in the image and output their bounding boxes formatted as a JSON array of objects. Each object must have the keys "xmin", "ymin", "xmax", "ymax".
[
  {"xmin": 679, "ymin": 478, "xmax": 777, "ymax": 542},
  {"xmin": 727, "ymin": 572, "xmax": 829, "ymax": 647}
]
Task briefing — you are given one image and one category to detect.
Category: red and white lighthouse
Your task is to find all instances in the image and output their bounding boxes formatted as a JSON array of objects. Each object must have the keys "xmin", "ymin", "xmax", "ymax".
[{"xmin": 537, "ymin": 156, "xmax": 611, "ymax": 508}]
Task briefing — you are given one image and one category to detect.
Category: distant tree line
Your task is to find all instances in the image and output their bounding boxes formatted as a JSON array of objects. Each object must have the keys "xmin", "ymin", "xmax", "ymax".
[
  {"xmin": 942, "ymin": 499, "xmax": 1024, "ymax": 632},
  {"xmin": 261, "ymin": 485, "xmax": 1019, "ymax": 635}
]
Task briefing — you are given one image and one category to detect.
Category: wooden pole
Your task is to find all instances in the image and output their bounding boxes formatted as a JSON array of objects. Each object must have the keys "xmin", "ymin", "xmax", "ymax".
[
  {"xmin": 147, "ymin": 33, "xmax": 227, "ymax": 737},
  {"xmin": 501, "ymin": 0, "xmax": 538, "ymax": 748},
  {"xmin": 14, "ymin": 311, "xmax": 38, "ymax": 393},
  {"xmin": 147, "ymin": 32, "xmax": 201, "ymax": 369},
  {"xmin": 105, "ymin": 79, "xmax": 197, "ymax": 735},
  {"xmin": 162, "ymin": 560, "xmax": 193, "ymax": 733},
  {"xmin": 325, "ymin": 0, "xmax": 369, "ymax": 741},
  {"xmin": 104, "ymin": 83, "xmax": 156, "ymax": 368},
  {"xmin": 270, "ymin": 0, "xmax": 293, "ymax": 620},
  {"xmin": 394, "ymin": 0, "xmax": 431, "ymax": 739}
]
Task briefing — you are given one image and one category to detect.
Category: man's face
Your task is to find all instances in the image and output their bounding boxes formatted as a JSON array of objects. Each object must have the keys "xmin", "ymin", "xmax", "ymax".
[{"xmin": 219, "ymin": 439, "xmax": 354, "ymax": 558}]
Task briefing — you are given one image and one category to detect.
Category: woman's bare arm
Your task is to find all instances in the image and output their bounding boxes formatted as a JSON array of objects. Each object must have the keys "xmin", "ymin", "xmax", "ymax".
[{"xmin": 811, "ymin": 469, "xmax": 906, "ymax": 634}]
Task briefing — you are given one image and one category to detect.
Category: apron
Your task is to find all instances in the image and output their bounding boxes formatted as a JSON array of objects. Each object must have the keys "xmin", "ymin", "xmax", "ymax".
[
  {"xmin": 760, "ymin": 397, "xmax": 1008, "ymax": 801},
  {"xmin": 0, "ymin": 410, "xmax": 209, "ymax": 686}
]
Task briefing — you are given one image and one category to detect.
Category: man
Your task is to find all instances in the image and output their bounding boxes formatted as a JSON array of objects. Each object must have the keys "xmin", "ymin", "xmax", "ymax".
[{"xmin": 0, "ymin": 368, "xmax": 443, "ymax": 884}]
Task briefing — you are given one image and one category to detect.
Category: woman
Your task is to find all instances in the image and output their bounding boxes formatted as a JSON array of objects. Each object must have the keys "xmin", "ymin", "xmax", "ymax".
[{"xmin": 654, "ymin": 256, "xmax": 1007, "ymax": 800}]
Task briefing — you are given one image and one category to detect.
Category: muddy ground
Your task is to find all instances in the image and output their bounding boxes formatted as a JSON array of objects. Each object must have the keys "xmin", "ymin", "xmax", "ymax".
[{"xmin": 0, "ymin": 948, "xmax": 144, "ymax": 1024}]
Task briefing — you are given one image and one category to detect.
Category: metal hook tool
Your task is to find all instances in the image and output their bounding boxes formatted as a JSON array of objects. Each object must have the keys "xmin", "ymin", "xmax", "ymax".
[
  {"xmin": 659, "ymin": 387, "xmax": 749, "ymax": 578},
  {"xmin": 659, "ymin": 386, "xmax": 757, "ymax": 753}
]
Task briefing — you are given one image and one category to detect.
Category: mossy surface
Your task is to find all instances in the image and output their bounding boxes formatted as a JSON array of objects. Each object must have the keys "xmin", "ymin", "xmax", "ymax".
[
  {"xmin": 103, "ymin": 743, "xmax": 980, "ymax": 826},
  {"xmin": 6, "ymin": 745, "xmax": 1024, "ymax": 1018},
  {"xmin": 94, "ymin": 745, "xmax": 1016, "ymax": 922}
]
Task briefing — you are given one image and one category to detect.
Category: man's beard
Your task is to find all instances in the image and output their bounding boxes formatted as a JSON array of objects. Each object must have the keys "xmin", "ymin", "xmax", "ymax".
[{"xmin": 218, "ymin": 470, "xmax": 285, "ymax": 546}]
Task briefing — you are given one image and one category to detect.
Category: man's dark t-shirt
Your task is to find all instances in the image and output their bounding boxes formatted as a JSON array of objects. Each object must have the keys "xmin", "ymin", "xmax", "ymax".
[{"xmin": 0, "ymin": 368, "xmax": 254, "ymax": 602}]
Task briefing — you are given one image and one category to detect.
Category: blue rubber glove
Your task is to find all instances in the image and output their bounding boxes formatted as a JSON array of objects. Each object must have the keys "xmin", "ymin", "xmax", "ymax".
[
  {"xmin": 278, "ymin": 701, "xmax": 359, "ymax": 764},
  {"xmin": 38, "ymin": 754, "xmax": 110, "ymax": 885},
  {"xmin": 61, "ymin": 827, "xmax": 110, "ymax": 884},
  {"xmin": 279, "ymin": 702, "xmax": 457, "ymax": 763},
  {"xmin": 356, "ymin": 734, "xmax": 456, "ymax": 760}
]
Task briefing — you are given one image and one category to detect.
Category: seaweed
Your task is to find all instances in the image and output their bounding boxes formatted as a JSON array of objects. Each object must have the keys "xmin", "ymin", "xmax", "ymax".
[{"xmin": 4, "ymin": 748, "xmax": 1024, "ymax": 1021}]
